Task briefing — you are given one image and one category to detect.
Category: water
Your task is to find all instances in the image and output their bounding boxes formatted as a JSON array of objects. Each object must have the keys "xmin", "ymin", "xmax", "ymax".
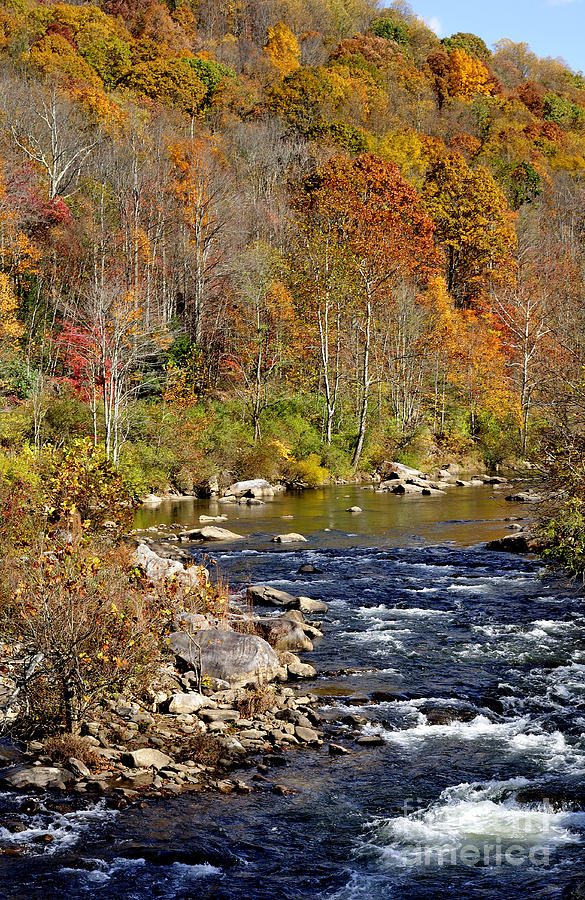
[{"xmin": 4, "ymin": 484, "xmax": 585, "ymax": 899}]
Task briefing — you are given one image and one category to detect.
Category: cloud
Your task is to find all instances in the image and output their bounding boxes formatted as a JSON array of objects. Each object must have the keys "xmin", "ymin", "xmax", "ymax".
[
  {"xmin": 547, "ymin": 0, "xmax": 581, "ymax": 6},
  {"xmin": 425, "ymin": 16, "xmax": 442, "ymax": 35}
]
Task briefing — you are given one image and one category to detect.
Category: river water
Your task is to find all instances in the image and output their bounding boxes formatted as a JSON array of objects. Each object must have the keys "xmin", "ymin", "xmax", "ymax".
[{"xmin": 3, "ymin": 484, "xmax": 585, "ymax": 899}]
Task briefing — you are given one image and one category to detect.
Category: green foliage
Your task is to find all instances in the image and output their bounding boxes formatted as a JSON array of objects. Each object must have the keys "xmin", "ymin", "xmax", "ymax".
[
  {"xmin": 185, "ymin": 56, "xmax": 235, "ymax": 105},
  {"xmin": 540, "ymin": 498, "xmax": 585, "ymax": 579},
  {"xmin": 79, "ymin": 35, "xmax": 131, "ymax": 90},
  {"xmin": 372, "ymin": 16, "xmax": 410, "ymax": 45},
  {"xmin": 543, "ymin": 92, "xmax": 585, "ymax": 130},
  {"xmin": 441, "ymin": 32, "xmax": 491, "ymax": 61}
]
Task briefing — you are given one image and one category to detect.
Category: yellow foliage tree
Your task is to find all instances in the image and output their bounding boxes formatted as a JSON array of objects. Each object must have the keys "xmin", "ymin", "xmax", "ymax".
[
  {"xmin": 0, "ymin": 272, "xmax": 23, "ymax": 348},
  {"xmin": 264, "ymin": 21, "xmax": 300, "ymax": 76},
  {"xmin": 448, "ymin": 48, "xmax": 492, "ymax": 100}
]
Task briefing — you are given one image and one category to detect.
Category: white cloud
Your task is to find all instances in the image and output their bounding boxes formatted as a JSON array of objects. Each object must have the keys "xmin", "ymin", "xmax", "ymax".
[{"xmin": 426, "ymin": 16, "xmax": 442, "ymax": 35}]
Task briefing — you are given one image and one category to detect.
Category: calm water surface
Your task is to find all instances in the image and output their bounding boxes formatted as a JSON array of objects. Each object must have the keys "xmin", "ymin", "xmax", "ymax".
[{"xmin": 4, "ymin": 484, "xmax": 585, "ymax": 900}]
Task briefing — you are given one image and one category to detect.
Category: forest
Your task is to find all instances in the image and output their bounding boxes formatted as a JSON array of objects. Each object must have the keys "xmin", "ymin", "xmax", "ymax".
[{"xmin": 0, "ymin": 0, "xmax": 584, "ymax": 497}]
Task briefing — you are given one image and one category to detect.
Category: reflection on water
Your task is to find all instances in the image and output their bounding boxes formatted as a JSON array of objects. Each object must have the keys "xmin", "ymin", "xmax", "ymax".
[{"xmin": 134, "ymin": 482, "xmax": 526, "ymax": 549}]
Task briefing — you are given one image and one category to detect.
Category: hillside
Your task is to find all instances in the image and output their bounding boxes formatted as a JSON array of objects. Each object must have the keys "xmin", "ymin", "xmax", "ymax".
[{"xmin": 0, "ymin": 0, "xmax": 584, "ymax": 491}]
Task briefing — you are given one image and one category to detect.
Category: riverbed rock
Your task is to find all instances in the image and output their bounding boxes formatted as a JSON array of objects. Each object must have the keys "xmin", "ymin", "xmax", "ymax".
[
  {"xmin": 486, "ymin": 531, "xmax": 539, "ymax": 554},
  {"xmin": 1, "ymin": 765, "xmax": 74, "ymax": 790},
  {"xmin": 294, "ymin": 596, "xmax": 328, "ymax": 614},
  {"xmin": 329, "ymin": 743, "xmax": 351, "ymax": 756},
  {"xmin": 286, "ymin": 659, "xmax": 317, "ymax": 679},
  {"xmin": 230, "ymin": 479, "xmax": 274, "ymax": 498},
  {"xmin": 199, "ymin": 514, "xmax": 228, "ymax": 524},
  {"xmin": 347, "ymin": 506, "xmax": 362, "ymax": 513},
  {"xmin": 170, "ymin": 628, "xmax": 280, "ymax": 688},
  {"xmin": 247, "ymin": 585, "xmax": 297, "ymax": 608},
  {"xmin": 182, "ymin": 526, "xmax": 243, "ymax": 541},
  {"xmin": 272, "ymin": 533, "xmax": 308, "ymax": 543},
  {"xmin": 295, "ymin": 726, "xmax": 319, "ymax": 743},
  {"xmin": 297, "ymin": 564, "xmax": 323, "ymax": 574},
  {"xmin": 133, "ymin": 544, "xmax": 202, "ymax": 588},
  {"xmin": 167, "ymin": 692, "xmax": 216, "ymax": 715},
  {"xmin": 123, "ymin": 749, "xmax": 172, "ymax": 770},
  {"xmin": 252, "ymin": 618, "xmax": 313, "ymax": 653},
  {"xmin": 142, "ymin": 494, "xmax": 163, "ymax": 506},
  {"xmin": 355, "ymin": 735, "xmax": 385, "ymax": 747},
  {"xmin": 505, "ymin": 491, "xmax": 542, "ymax": 503},
  {"xmin": 391, "ymin": 483, "xmax": 425, "ymax": 494}
]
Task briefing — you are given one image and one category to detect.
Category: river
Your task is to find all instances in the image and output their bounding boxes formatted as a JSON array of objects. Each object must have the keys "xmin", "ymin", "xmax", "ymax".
[{"xmin": 3, "ymin": 483, "xmax": 585, "ymax": 899}]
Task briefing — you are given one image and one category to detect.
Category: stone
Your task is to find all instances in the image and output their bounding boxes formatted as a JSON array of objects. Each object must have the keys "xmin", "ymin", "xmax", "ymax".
[
  {"xmin": 287, "ymin": 660, "xmax": 317, "ymax": 679},
  {"xmin": 486, "ymin": 532, "xmax": 538, "ymax": 554},
  {"xmin": 272, "ymin": 533, "xmax": 308, "ymax": 543},
  {"xmin": 391, "ymin": 482, "xmax": 424, "ymax": 494},
  {"xmin": 133, "ymin": 544, "xmax": 203, "ymax": 589},
  {"xmin": 183, "ymin": 526, "xmax": 243, "ymax": 541},
  {"xmin": 1, "ymin": 766, "xmax": 73, "ymax": 790},
  {"xmin": 294, "ymin": 726, "xmax": 319, "ymax": 743},
  {"xmin": 252, "ymin": 617, "xmax": 313, "ymax": 653},
  {"xmin": 505, "ymin": 491, "xmax": 542, "ymax": 503},
  {"xmin": 282, "ymin": 609, "xmax": 305, "ymax": 624},
  {"xmin": 198, "ymin": 514, "xmax": 228, "ymax": 524},
  {"xmin": 167, "ymin": 692, "xmax": 216, "ymax": 715},
  {"xmin": 172, "ymin": 611, "xmax": 209, "ymax": 633},
  {"xmin": 247, "ymin": 585, "xmax": 297, "ymax": 608},
  {"xmin": 329, "ymin": 743, "xmax": 350, "ymax": 756},
  {"xmin": 199, "ymin": 708, "xmax": 240, "ymax": 722},
  {"xmin": 355, "ymin": 735, "xmax": 385, "ymax": 747},
  {"xmin": 297, "ymin": 564, "xmax": 322, "ymax": 574},
  {"xmin": 170, "ymin": 628, "xmax": 280, "ymax": 688},
  {"xmin": 68, "ymin": 758, "xmax": 90, "ymax": 778},
  {"xmin": 122, "ymin": 749, "xmax": 173, "ymax": 770},
  {"xmin": 229, "ymin": 479, "xmax": 274, "ymax": 498},
  {"xmin": 346, "ymin": 506, "xmax": 362, "ymax": 513},
  {"xmin": 142, "ymin": 494, "xmax": 163, "ymax": 506},
  {"xmin": 294, "ymin": 596, "xmax": 328, "ymax": 615}
]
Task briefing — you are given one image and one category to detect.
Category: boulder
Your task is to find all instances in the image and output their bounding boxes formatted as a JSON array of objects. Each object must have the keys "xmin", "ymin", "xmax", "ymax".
[
  {"xmin": 170, "ymin": 628, "xmax": 280, "ymax": 688},
  {"xmin": 142, "ymin": 494, "xmax": 163, "ymax": 506},
  {"xmin": 346, "ymin": 506, "xmax": 362, "ymax": 513},
  {"xmin": 247, "ymin": 585, "xmax": 297, "ymax": 608},
  {"xmin": 297, "ymin": 564, "xmax": 322, "ymax": 574},
  {"xmin": 381, "ymin": 461, "xmax": 424, "ymax": 479},
  {"xmin": 167, "ymin": 692, "xmax": 216, "ymax": 715},
  {"xmin": 392, "ymin": 483, "xmax": 424, "ymax": 495},
  {"xmin": 505, "ymin": 491, "xmax": 542, "ymax": 503},
  {"xmin": 486, "ymin": 531, "xmax": 539, "ymax": 554},
  {"xmin": 133, "ymin": 544, "xmax": 202, "ymax": 588},
  {"xmin": 1, "ymin": 765, "xmax": 73, "ymax": 790},
  {"xmin": 183, "ymin": 526, "xmax": 243, "ymax": 541},
  {"xmin": 198, "ymin": 514, "xmax": 228, "ymax": 524},
  {"xmin": 123, "ymin": 748, "xmax": 172, "ymax": 770},
  {"xmin": 287, "ymin": 659, "xmax": 317, "ymax": 679},
  {"xmin": 172, "ymin": 611, "xmax": 209, "ymax": 632},
  {"xmin": 252, "ymin": 617, "xmax": 313, "ymax": 653},
  {"xmin": 229, "ymin": 479, "xmax": 274, "ymax": 498},
  {"xmin": 294, "ymin": 596, "xmax": 328, "ymax": 614},
  {"xmin": 294, "ymin": 726, "xmax": 319, "ymax": 743},
  {"xmin": 272, "ymin": 533, "xmax": 308, "ymax": 543}
]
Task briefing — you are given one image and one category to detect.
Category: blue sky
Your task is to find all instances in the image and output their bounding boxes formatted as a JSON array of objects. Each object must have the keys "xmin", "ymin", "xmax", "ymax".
[{"xmin": 408, "ymin": 0, "xmax": 585, "ymax": 73}]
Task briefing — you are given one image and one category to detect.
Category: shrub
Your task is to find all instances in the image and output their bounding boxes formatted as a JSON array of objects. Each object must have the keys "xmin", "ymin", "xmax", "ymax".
[
  {"xmin": 237, "ymin": 685, "xmax": 275, "ymax": 719},
  {"xmin": 287, "ymin": 453, "xmax": 329, "ymax": 486},
  {"xmin": 44, "ymin": 733, "xmax": 102, "ymax": 768}
]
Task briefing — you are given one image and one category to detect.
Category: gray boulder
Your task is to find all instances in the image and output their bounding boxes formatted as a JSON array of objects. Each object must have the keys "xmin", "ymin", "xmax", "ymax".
[
  {"xmin": 167, "ymin": 692, "xmax": 216, "ymax": 714},
  {"xmin": 182, "ymin": 526, "xmax": 243, "ymax": 541},
  {"xmin": 295, "ymin": 596, "xmax": 328, "ymax": 614},
  {"xmin": 247, "ymin": 585, "xmax": 297, "ymax": 608},
  {"xmin": 272, "ymin": 533, "xmax": 308, "ymax": 543},
  {"xmin": 170, "ymin": 628, "xmax": 280, "ymax": 688},
  {"xmin": 252, "ymin": 617, "xmax": 313, "ymax": 652},
  {"xmin": 1, "ymin": 765, "xmax": 73, "ymax": 790},
  {"xmin": 230, "ymin": 479, "xmax": 274, "ymax": 498},
  {"xmin": 199, "ymin": 514, "xmax": 228, "ymax": 524},
  {"xmin": 123, "ymin": 748, "xmax": 172, "ymax": 770}
]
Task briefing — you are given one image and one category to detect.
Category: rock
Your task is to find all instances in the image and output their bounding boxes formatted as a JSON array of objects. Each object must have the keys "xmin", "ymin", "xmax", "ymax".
[
  {"xmin": 170, "ymin": 628, "xmax": 280, "ymax": 688},
  {"xmin": 167, "ymin": 692, "xmax": 216, "ymax": 715},
  {"xmin": 172, "ymin": 611, "xmax": 210, "ymax": 632},
  {"xmin": 229, "ymin": 479, "xmax": 274, "ymax": 498},
  {"xmin": 1, "ymin": 765, "xmax": 73, "ymax": 790},
  {"xmin": 421, "ymin": 704, "xmax": 480, "ymax": 726},
  {"xmin": 247, "ymin": 585, "xmax": 297, "ymax": 608},
  {"xmin": 505, "ymin": 491, "xmax": 542, "ymax": 503},
  {"xmin": 355, "ymin": 735, "xmax": 385, "ymax": 747},
  {"xmin": 199, "ymin": 708, "xmax": 240, "ymax": 722},
  {"xmin": 294, "ymin": 726, "xmax": 319, "ymax": 743},
  {"xmin": 282, "ymin": 609, "xmax": 305, "ymax": 624},
  {"xmin": 456, "ymin": 480, "xmax": 472, "ymax": 487},
  {"xmin": 252, "ymin": 617, "xmax": 313, "ymax": 653},
  {"xmin": 297, "ymin": 564, "xmax": 323, "ymax": 574},
  {"xmin": 183, "ymin": 526, "xmax": 243, "ymax": 541},
  {"xmin": 381, "ymin": 462, "xmax": 424, "ymax": 479},
  {"xmin": 294, "ymin": 596, "xmax": 328, "ymax": 614},
  {"xmin": 238, "ymin": 497, "xmax": 264, "ymax": 506},
  {"xmin": 329, "ymin": 743, "xmax": 350, "ymax": 756},
  {"xmin": 287, "ymin": 660, "xmax": 317, "ymax": 679},
  {"xmin": 391, "ymin": 483, "xmax": 424, "ymax": 494},
  {"xmin": 486, "ymin": 532, "xmax": 538, "ymax": 554},
  {"xmin": 122, "ymin": 749, "xmax": 173, "ymax": 770},
  {"xmin": 198, "ymin": 514, "xmax": 228, "ymax": 524},
  {"xmin": 133, "ymin": 544, "xmax": 203, "ymax": 589},
  {"xmin": 68, "ymin": 758, "xmax": 90, "ymax": 778},
  {"xmin": 142, "ymin": 494, "xmax": 163, "ymax": 506},
  {"xmin": 346, "ymin": 506, "xmax": 362, "ymax": 513},
  {"xmin": 272, "ymin": 533, "xmax": 308, "ymax": 543}
]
